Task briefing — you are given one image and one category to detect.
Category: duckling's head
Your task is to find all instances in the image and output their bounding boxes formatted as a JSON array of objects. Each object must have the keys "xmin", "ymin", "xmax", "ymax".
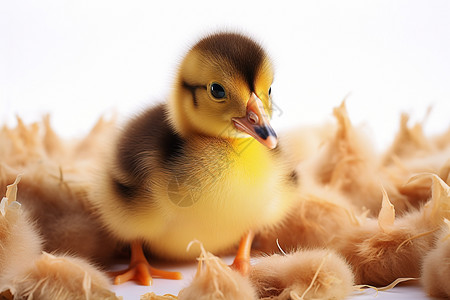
[{"xmin": 169, "ymin": 32, "xmax": 277, "ymax": 149}]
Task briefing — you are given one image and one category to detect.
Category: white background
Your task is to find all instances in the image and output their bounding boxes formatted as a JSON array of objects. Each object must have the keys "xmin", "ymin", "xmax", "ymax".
[
  {"xmin": 1, "ymin": 0, "xmax": 449, "ymax": 150},
  {"xmin": 1, "ymin": 1, "xmax": 448, "ymax": 298}
]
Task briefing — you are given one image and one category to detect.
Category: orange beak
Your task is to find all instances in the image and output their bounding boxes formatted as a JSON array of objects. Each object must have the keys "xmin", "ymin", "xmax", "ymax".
[{"xmin": 232, "ymin": 93, "xmax": 278, "ymax": 149}]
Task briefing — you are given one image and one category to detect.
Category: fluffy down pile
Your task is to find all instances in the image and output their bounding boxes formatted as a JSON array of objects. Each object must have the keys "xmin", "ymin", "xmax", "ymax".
[{"xmin": 1, "ymin": 102, "xmax": 449, "ymax": 299}]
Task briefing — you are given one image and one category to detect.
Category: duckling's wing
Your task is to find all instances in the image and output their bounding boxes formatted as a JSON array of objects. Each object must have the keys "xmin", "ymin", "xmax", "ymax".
[{"xmin": 109, "ymin": 103, "xmax": 185, "ymax": 201}]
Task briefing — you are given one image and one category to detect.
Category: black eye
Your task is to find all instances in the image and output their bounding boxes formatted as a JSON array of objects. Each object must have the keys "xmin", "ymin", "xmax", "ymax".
[
  {"xmin": 268, "ymin": 87, "xmax": 272, "ymax": 96},
  {"xmin": 210, "ymin": 83, "xmax": 226, "ymax": 99}
]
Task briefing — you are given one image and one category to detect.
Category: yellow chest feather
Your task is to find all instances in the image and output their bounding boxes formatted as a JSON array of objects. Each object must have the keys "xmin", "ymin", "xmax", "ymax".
[{"xmin": 121, "ymin": 138, "xmax": 291, "ymax": 260}]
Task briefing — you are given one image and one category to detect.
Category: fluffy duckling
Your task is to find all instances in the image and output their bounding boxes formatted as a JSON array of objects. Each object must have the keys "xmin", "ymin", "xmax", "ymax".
[{"xmin": 91, "ymin": 32, "xmax": 296, "ymax": 285}]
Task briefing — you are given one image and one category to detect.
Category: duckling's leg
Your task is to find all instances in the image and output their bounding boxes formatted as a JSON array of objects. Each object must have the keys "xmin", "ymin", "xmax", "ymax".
[
  {"xmin": 230, "ymin": 231, "xmax": 254, "ymax": 275},
  {"xmin": 111, "ymin": 240, "xmax": 182, "ymax": 285}
]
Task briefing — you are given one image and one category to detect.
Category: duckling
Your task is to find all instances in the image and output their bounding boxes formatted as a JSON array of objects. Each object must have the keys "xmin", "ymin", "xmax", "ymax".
[{"xmin": 91, "ymin": 32, "xmax": 296, "ymax": 285}]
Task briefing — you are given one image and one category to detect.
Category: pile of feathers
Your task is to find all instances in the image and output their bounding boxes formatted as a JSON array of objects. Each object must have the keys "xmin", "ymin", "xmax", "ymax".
[{"xmin": 1, "ymin": 102, "xmax": 449, "ymax": 299}]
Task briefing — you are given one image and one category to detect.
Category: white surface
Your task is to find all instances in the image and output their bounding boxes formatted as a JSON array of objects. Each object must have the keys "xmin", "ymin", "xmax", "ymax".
[
  {"xmin": 348, "ymin": 286, "xmax": 432, "ymax": 300},
  {"xmin": 1, "ymin": 1, "xmax": 448, "ymax": 299},
  {"xmin": 110, "ymin": 261, "xmax": 199, "ymax": 299},
  {"xmin": 109, "ymin": 258, "xmax": 433, "ymax": 299}
]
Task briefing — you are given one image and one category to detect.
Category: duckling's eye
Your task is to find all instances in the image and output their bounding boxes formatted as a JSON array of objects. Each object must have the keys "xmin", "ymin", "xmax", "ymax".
[
  {"xmin": 210, "ymin": 83, "xmax": 226, "ymax": 99},
  {"xmin": 268, "ymin": 87, "xmax": 272, "ymax": 96}
]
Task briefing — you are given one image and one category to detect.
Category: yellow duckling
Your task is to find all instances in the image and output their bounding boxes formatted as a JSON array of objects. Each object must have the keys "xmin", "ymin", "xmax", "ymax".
[{"xmin": 91, "ymin": 32, "xmax": 296, "ymax": 285}]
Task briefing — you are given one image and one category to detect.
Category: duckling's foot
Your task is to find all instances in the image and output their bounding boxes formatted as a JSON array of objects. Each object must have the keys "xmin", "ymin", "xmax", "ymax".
[
  {"xmin": 230, "ymin": 257, "xmax": 251, "ymax": 276},
  {"xmin": 110, "ymin": 241, "xmax": 182, "ymax": 285},
  {"xmin": 111, "ymin": 262, "xmax": 182, "ymax": 285},
  {"xmin": 230, "ymin": 231, "xmax": 254, "ymax": 276}
]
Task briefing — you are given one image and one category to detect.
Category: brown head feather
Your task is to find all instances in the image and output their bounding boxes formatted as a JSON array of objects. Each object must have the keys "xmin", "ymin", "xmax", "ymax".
[{"xmin": 193, "ymin": 32, "xmax": 266, "ymax": 90}]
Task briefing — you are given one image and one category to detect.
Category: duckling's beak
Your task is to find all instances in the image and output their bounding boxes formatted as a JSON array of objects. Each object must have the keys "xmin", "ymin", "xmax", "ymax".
[{"xmin": 232, "ymin": 93, "xmax": 278, "ymax": 149}]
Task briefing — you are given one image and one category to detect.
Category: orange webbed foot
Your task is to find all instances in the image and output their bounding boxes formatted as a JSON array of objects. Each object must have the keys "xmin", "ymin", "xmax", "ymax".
[
  {"xmin": 230, "ymin": 231, "xmax": 254, "ymax": 276},
  {"xmin": 230, "ymin": 257, "xmax": 251, "ymax": 276},
  {"xmin": 111, "ymin": 241, "xmax": 182, "ymax": 286}
]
